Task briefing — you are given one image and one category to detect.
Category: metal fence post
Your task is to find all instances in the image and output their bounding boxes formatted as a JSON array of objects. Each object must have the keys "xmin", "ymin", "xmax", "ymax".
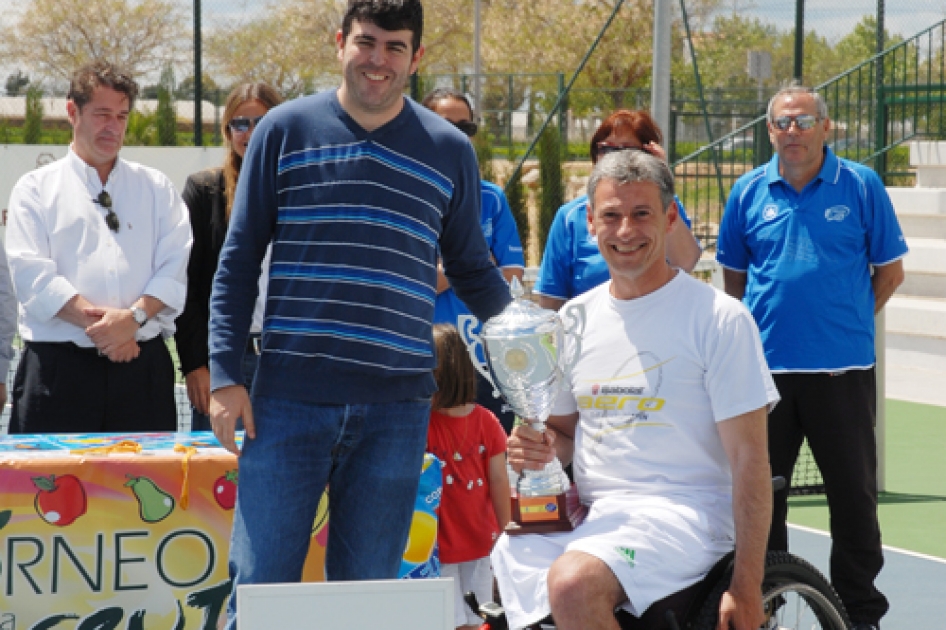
[
  {"xmin": 194, "ymin": 0, "xmax": 202, "ymax": 147},
  {"xmin": 558, "ymin": 73, "xmax": 567, "ymax": 160}
]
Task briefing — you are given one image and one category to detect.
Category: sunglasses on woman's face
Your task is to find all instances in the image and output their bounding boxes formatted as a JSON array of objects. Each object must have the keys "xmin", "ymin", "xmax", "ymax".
[
  {"xmin": 94, "ymin": 190, "xmax": 119, "ymax": 232},
  {"xmin": 596, "ymin": 142, "xmax": 644, "ymax": 157},
  {"xmin": 451, "ymin": 119, "xmax": 478, "ymax": 137},
  {"xmin": 228, "ymin": 115, "xmax": 264, "ymax": 133}
]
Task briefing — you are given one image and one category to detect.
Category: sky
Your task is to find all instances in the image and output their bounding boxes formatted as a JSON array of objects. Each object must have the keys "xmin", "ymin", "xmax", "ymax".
[{"xmin": 709, "ymin": 0, "xmax": 946, "ymax": 42}]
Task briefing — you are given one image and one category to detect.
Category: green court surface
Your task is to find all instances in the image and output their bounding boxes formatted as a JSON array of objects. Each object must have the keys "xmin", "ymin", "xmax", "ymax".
[{"xmin": 786, "ymin": 399, "xmax": 946, "ymax": 559}]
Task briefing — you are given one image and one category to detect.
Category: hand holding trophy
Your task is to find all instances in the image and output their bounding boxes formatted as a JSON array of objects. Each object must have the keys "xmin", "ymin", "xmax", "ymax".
[{"xmin": 460, "ymin": 277, "xmax": 586, "ymax": 535}]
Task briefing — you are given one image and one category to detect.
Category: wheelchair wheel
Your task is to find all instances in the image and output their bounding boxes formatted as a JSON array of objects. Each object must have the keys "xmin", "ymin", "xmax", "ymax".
[{"xmin": 690, "ymin": 551, "xmax": 851, "ymax": 630}]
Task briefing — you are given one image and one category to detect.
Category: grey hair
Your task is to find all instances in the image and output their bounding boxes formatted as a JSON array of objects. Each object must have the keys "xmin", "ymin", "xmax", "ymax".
[
  {"xmin": 767, "ymin": 82, "xmax": 828, "ymax": 121},
  {"xmin": 587, "ymin": 150, "xmax": 676, "ymax": 212}
]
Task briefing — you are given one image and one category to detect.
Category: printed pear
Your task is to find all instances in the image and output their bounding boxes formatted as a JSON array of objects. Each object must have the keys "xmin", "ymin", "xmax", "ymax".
[{"xmin": 125, "ymin": 475, "xmax": 175, "ymax": 523}]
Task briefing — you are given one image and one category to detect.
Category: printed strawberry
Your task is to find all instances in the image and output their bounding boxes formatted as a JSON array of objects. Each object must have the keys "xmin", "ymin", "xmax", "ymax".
[
  {"xmin": 33, "ymin": 474, "xmax": 87, "ymax": 526},
  {"xmin": 213, "ymin": 469, "xmax": 238, "ymax": 510}
]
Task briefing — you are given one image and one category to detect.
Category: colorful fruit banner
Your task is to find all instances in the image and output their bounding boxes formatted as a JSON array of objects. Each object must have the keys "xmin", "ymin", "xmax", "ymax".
[{"xmin": 0, "ymin": 433, "xmax": 441, "ymax": 630}]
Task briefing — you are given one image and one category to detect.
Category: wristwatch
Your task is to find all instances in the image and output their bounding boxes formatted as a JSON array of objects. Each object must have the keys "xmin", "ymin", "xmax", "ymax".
[{"xmin": 130, "ymin": 307, "xmax": 148, "ymax": 327}]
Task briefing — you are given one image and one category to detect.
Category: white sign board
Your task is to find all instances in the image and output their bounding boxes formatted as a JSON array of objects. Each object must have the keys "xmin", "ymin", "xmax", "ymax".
[
  {"xmin": 237, "ymin": 578, "xmax": 456, "ymax": 630},
  {"xmin": 747, "ymin": 50, "xmax": 773, "ymax": 81}
]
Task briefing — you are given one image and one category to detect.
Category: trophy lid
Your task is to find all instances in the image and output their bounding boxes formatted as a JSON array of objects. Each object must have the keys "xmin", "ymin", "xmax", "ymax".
[{"xmin": 481, "ymin": 277, "xmax": 560, "ymax": 338}]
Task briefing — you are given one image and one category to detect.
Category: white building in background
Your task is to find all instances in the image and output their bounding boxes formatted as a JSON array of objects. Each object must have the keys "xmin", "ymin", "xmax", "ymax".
[{"xmin": 0, "ymin": 96, "xmax": 220, "ymax": 127}]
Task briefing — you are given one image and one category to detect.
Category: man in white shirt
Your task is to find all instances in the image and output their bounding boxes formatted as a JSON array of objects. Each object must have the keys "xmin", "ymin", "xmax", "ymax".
[
  {"xmin": 492, "ymin": 150, "xmax": 777, "ymax": 630},
  {"xmin": 5, "ymin": 60, "xmax": 192, "ymax": 433}
]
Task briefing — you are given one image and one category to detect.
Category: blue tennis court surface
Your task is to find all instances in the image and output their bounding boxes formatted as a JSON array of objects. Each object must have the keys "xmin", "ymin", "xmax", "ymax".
[{"xmin": 789, "ymin": 524, "xmax": 945, "ymax": 628}]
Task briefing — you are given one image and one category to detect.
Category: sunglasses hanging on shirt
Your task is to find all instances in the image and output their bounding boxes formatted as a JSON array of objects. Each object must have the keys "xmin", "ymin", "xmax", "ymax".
[{"xmin": 94, "ymin": 190, "xmax": 119, "ymax": 232}]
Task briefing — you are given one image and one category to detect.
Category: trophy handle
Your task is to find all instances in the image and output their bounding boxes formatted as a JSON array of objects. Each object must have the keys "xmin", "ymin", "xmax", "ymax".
[
  {"xmin": 457, "ymin": 315, "xmax": 499, "ymax": 397},
  {"xmin": 561, "ymin": 303, "xmax": 585, "ymax": 374}
]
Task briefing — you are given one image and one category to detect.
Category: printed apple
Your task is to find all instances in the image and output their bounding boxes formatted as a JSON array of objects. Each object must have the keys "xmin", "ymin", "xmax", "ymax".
[
  {"xmin": 32, "ymin": 474, "xmax": 88, "ymax": 526},
  {"xmin": 213, "ymin": 469, "xmax": 238, "ymax": 510}
]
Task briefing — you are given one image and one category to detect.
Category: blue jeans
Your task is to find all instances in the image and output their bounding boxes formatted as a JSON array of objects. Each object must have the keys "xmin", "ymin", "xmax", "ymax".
[
  {"xmin": 223, "ymin": 395, "xmax": 431, "ymax": 629},
  {"xmin": 190, "ymin": 349, "xmax": 258, "ymax": 432}
]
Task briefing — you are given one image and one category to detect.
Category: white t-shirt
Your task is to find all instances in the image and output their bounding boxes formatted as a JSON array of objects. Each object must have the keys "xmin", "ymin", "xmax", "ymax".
[
  {"xmin": 250, "ymin": 244, "xmax": 272, "ymax": 334},
  {"xmin": 554, "ymin": 271, "xmax": 779, "ymax": 525}
]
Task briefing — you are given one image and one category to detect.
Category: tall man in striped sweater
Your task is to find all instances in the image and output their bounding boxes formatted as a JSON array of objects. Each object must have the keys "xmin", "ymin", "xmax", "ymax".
[{"xmin": 208, "ymin": 0, "xmax": 512, "ymax": 625}]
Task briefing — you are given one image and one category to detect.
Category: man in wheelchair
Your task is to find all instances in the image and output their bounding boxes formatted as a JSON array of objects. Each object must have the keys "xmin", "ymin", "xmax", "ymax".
[{"xmin": 491, "ymin": 150, "xmax": 780, "ymax": 630}]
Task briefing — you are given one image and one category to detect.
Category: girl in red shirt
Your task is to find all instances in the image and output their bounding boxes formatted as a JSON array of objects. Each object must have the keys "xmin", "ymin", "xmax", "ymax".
[{"xmin": 428, "ymin": 324, "xmax": 511, "ymax": 630}]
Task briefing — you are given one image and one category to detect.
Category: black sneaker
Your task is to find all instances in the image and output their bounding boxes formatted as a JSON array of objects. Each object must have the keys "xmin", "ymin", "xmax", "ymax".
[{"xmin": 851, "ymin": 623, "xmax": 879, "ymax": 630}]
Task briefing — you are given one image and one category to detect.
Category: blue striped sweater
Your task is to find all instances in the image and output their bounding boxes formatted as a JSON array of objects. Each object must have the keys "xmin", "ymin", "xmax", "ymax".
[{"xmin": 208, "ymin": 91, "xmax": 511, "ymax": 404}]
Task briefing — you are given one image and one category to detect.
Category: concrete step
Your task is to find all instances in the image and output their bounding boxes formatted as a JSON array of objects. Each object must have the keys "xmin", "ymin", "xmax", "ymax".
[
  {"xmin": 902, "ymin": 237, "xmax": 946, "ymax": 274},
  {"xmin": 886, "ymin": 295, "xmax": 946, "ymax": 337},
  {"xmin": 897, "ymin": 213, "xmax": 946, "ymax": 239},
  {"xmin": 883, "ymin": 354, "xmax": 946, "ymax": 405},
  {"xmin": 886, "ymin": 330, "xmax": 946, "ymax": 374},
  {"xmin": 888, "ymin": 187, "xmax": 946, "ymax": 215},
  {"xmin": 884, "ymin": 298, "xmax": 946, "ymax": 405},
  {"xmin": 897, "ymin": 270, "xmax": 946, "ymax": 299}
]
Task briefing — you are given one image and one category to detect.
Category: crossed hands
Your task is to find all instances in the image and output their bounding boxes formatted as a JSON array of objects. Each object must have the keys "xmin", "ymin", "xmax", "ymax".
[{"xmin": 83, "ymin": 306, "xmax": 140, "ymax": 363}]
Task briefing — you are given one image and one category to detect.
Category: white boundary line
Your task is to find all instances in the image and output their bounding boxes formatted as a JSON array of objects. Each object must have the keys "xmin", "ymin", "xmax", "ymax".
[{"xmin": 789, "ymin": 523, "xmax": 946, "ymax": 565}]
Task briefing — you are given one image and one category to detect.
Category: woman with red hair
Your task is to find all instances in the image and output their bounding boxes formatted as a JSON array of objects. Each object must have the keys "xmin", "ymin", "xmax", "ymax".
[{"xmin": 534, "ymin": 110, "xmax": 701, "ymax": 310}]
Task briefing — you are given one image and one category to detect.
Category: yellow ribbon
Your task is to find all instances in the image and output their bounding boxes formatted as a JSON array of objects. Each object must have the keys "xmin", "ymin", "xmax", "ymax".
[
  {"xmin": 70, "ymin": 440, "xmax": 143, "ymax": 456},
  {"xmin": 173, "ymin": 444, "xmax": 198, "ymax": 510}
]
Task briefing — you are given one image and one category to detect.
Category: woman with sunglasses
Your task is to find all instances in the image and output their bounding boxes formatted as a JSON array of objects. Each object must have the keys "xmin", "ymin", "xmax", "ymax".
[
  {"xmin": 175, "ymin": 82, "xmax": 283, "ymax": 432},
  {"xmin": 534, "ymin": 109, "xmax": 701, "ymax": 311},
  {"xmin": 422, "ymin": 88, "xmax": 525, "ymax": 434}
]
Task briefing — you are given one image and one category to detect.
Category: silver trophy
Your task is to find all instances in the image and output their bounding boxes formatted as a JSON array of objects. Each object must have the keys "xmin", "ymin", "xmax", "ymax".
[{"xmin": 460, "ymin": 278, "xmax": 585, "ymax": 532}]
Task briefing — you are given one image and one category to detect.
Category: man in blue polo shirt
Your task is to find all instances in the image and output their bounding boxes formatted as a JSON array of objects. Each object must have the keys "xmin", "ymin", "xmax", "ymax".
[{"xmin": 716, "ymin": 84, "xmax": 906, "ymax": 630}]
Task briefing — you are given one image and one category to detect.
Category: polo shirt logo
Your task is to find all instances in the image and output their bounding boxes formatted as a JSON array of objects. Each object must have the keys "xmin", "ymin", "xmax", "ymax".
[
  {"xmin": 763, "ymin": 204, "xmax": 778, "ymax": 221},
  {"xmin": 825, "ymin": 205, "xmax": 850, "ymax": 222}
]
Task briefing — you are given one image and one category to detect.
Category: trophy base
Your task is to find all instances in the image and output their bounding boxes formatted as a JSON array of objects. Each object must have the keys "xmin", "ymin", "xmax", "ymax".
[{"xmin": 506, "ymin": 485, "xmax": 587, "ymax": 536}]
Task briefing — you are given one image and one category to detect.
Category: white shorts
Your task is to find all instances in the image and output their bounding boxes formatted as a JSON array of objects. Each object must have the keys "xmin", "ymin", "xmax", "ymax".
[
  {"xmin": 441, "ymin": 557, "xmax": 494, "ymax": 627},
  {"xmin": 490, "ymin": 494, "xmax": 734, "ymax": 630}
]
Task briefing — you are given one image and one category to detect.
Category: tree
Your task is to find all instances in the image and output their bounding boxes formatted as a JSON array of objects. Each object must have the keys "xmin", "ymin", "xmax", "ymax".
[
  {"xmin": 674, "ymin": 14, "xmax": 784, "ymax": 94},
  {"xmin": 205, "ymin": 0, "xmax": 345, "ymax": 97},
  {"xmin": 504, "ymin": 153, "xmax": 529, "ymax": 264},
  {"xmin": 415, "ymin": 0, "xmax": 474, "ymax": 74},
  {"xmin": 573, "ymin": 1, "xmax": 656, "ymax": 111},
  {"xmin": 478, "ymin": 0, "xmax": 724, "ymax": 118},
  {"xmin": 473, "ymin": 131, "xmax": 496, "ymax": 184},
  {"xmin": 155, "ymin": 65, "xmax": 177, "ymax": 146},
  {"xmin": 834, "ymin": 16, "xmax": 902, "ymax": 72},
  {"xmin": 5, "ymin": 71, "xmax": 30, "ymax": 97},
  {"xmin": 176, "ymin": 74, "xmax": 222, "ymax": 102},
  {"xmin": 4, "ymin": 0, "xmax": 186, "ymax": 82},
  {"xmin": 537, "ymin": 125, "xmax": 564, "ymax": 252},
  {"xmin": 125, "ymin": 109, "xmax": 158, "ymax": 146},
  {"xmin": 23, "ymin": 86, "xmax": 45, "ymax": 144}
]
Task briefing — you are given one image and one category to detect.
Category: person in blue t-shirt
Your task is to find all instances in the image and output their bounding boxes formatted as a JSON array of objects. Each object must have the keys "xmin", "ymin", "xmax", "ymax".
[
  {"xmin": 716, "ymin": 84, "xmax": 907, "ymax": 630},
  {"xmin": 422, "ymin": 88, "xmax": 525, "ymax": 433},
  {"xmin": 534, "ymin": 109, "xmax": 702, "ymax": 310}
]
